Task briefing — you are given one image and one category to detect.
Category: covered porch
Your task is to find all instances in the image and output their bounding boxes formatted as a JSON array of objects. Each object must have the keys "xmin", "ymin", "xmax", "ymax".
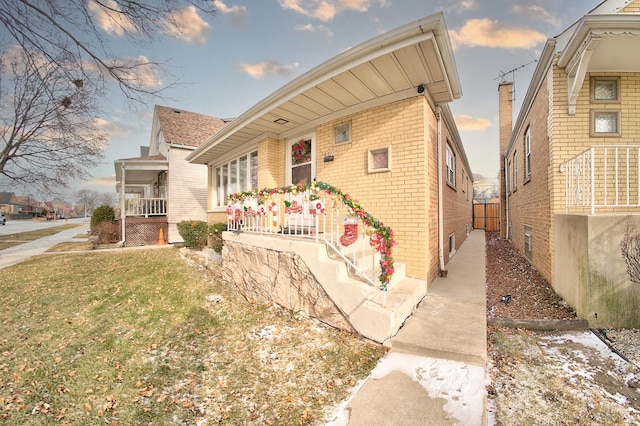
[{"xmin": 114, "ymin": 155, "xmax": 169, "ymax": 246}]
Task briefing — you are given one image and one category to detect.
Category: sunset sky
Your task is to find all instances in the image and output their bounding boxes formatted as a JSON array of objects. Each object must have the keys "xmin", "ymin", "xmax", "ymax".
[{"xmin": 69, "ymin": 0, "xmax": 604, "ymax": 195}]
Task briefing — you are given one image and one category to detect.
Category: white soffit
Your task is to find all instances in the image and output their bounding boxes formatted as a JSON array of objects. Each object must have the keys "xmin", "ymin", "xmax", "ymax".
[{"xmin": 187, "ymin": 12, "xmax": 461, "ymax": 165}]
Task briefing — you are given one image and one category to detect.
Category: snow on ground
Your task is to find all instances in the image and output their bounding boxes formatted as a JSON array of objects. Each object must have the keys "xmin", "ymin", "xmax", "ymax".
[{"xmin": 326, "ymin": 351, "xmax": 486, "ymax": 425}]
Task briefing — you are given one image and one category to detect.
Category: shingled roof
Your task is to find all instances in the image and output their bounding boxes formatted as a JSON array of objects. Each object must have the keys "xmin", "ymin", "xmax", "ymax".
[
  {"xmin": 0, "ymin": 192, "xmax": 18, "ymax": 205},
  {"xmin": 155, "ymin": 105, "xmax": 229, "ymax": 148}
]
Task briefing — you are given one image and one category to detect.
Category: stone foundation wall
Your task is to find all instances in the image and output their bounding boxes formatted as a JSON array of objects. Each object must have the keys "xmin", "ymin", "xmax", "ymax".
[{"xmin": 222, "ymin": 239, "xmax": 355, "ymax": 333}]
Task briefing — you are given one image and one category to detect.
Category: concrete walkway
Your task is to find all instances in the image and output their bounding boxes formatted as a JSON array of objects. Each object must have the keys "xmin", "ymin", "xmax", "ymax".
[{"xmin": 328, "ymin": 230, "xmax": 487, "ymax": 426}]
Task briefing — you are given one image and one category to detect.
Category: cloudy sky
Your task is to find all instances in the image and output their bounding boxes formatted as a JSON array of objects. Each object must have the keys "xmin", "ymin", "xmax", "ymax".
[{"xmin": 80, "ymin": 0, "xmax": 603, "ymax": 195}]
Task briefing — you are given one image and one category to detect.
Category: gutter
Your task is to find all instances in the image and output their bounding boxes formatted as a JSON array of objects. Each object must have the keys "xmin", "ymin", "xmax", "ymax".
[{"xmin": 437, "ymin": 105, "xmax": 447, "ymax": 276}]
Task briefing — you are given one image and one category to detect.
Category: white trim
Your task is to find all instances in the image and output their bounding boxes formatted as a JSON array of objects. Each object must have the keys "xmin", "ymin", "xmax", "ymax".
[{"xmin": 286, "ymin": 133, "xmax": 316, "ymax": 186}]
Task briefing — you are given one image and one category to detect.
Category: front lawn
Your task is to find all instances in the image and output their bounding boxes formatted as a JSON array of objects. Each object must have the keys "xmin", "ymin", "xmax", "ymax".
[{"xmin": 0, "ymin": 248, "xmax": 385, "ymax": 425}]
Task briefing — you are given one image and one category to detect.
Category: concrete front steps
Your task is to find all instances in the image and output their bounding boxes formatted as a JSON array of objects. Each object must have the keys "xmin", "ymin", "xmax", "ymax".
[
  {"xmin": 231, "ymin": 232, "xmax": 426, "ymax": 343},
  {"xmin": 297, "ymin": 237, "xmax": 427, "ymax": 343}
]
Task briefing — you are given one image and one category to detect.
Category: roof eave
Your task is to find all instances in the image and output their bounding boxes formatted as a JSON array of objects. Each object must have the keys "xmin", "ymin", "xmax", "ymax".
[{"xmin": 187, "ymin": 12, "xmax": 461, "ymax": 165}]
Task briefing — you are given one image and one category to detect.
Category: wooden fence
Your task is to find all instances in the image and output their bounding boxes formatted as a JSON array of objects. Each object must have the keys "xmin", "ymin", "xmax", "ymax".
[{"xmin": 473, "ymin": 203, "xmax": 499, "ymax": 231}]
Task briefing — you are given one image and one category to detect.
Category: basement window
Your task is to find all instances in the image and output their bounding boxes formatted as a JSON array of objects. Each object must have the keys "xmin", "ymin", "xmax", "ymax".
[{"xmin": 524, "ymin": 226, "xmax": 533, "ymax": 262}]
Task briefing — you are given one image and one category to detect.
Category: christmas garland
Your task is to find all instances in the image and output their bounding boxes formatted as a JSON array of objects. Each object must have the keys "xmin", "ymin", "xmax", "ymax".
[{"xmin": 227, "ymin": 181, "xmax": 395, "ymax": 290}]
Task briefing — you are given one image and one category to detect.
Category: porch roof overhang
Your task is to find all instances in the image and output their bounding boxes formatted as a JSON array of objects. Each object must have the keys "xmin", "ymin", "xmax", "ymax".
[
  {"xmin": 187, "ymin": 12, "xmax": 461, "ymax": 165},
  {"xmin": 114, "ymin": 155, "xmax": 168, "ymax": 190},
  {"xmin": 557, "ymin": 15, "xmax": 640, "ymax": 114}
]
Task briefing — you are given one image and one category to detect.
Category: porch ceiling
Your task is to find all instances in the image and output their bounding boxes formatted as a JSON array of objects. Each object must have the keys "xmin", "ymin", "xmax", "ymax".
[
  {"xmin": 187, "ymin": 12, "xmax": 461, "ymax": 165},
  {"xmin": 114, "ymin": 156, "xmax": 168, "ymax": 186}
]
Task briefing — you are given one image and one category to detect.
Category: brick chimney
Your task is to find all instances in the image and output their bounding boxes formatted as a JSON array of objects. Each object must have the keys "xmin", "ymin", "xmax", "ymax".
[{"xmin": 498, "ymin": 81, "xmax": 513, "ymax": 239}]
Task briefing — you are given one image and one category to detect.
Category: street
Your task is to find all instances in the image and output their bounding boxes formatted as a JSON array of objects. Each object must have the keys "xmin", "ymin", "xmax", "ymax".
[
  {"xmin": 0, "ymin": 218, "xmax": 91, "ymax": 269},
  {"xmin": 0, "ymin": 217, "xmax": 89, "ymax": 236}
]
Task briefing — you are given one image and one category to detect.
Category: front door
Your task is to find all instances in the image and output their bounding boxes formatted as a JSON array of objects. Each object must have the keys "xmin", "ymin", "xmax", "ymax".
[
  {"xmin": 286, "ymin": 134, "xmax": 315, "ymax": 231},
  {"xmin": 288, "ymin": 135, "xmax": 314, "ymax": 186}
]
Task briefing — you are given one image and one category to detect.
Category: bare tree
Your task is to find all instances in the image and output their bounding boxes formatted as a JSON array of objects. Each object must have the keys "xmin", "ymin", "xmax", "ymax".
[
  {"xmin": 0, "ymin": 1, "xmax": 216, "ymax": 193},
  {"xmin": 76, "ymin": 188, "xmax": 100, "ymax": 217},
  {"xmin": 0, "ymin": 0, "xmax": 216, "ymax": 104},
  {"xmin": 0, "ymin": 50, "xmax": 108, "ymax": 193},
  {"xmin": 99, "ymin": 191, "xmax": 116, "ymax": 207}
]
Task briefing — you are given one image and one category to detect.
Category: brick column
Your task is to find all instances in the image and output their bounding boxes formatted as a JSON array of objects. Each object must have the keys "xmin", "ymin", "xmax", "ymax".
[{"xmin": 498, "ymin": 81, "xmax": 513, "ymax": 239}]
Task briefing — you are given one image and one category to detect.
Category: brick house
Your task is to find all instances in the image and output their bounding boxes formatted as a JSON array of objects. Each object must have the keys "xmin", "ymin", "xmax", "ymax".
[
  {"xmin": 500, "ymin": 0, "xmax": 640, "ymax": 328},
  {"xmin": 114, "ymin": 105, "xmax": 229, "ymax": 245},
  {"xmin": 187, "ymin": 13, "xmax": 473, "ymax": 342},
  {"xmin": 0, "ymin": 192, "xmax": 20, "ymax": 215}
]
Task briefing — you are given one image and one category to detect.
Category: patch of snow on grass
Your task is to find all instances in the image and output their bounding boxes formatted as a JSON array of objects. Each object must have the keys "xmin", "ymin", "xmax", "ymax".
[{"xmin": 327, "ymin": 351, "xmax": 485, "ymax": 425}]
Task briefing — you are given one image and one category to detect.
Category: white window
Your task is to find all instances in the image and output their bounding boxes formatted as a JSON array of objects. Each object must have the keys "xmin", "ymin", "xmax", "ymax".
[
  {"xmin": 448, "ymin": 233, "xmax": 456, "ymax": 255},
  {"xmin": 213, "ymin": 151, "xmax": 258, "ymax": 208},
  {"xmin": 524, "ymin": 126, "xmax": 531, "ymax": 178},
  {"xmin": 446, "ymin": 144, "xmax": 455, "ymax": 187},
  {"xmin": 524, "ymin": 226, "xmax": 533, "ymax": 261}
]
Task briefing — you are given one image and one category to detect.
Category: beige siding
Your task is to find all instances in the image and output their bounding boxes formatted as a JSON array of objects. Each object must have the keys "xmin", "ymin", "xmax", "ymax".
[{"xmin": 167, "ymin": 147, "xmax": 208, "ymax": 243}]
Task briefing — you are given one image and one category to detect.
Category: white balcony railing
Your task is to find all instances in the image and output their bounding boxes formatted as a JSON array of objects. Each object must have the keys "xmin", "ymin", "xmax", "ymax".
[
  {"xmin": 563, "ymin": 145, "xmax": 640, "ymax": 214},
  {"xmin": 125, "ymin": 198, "xmax": 167, "ymax": 217},
  {"xmin": 225, "ymin": 182, "xmax": 396, "ymax": 290}
]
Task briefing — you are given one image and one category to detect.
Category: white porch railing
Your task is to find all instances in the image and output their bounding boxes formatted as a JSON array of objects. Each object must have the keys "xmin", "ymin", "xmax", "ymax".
[
  {"xmin": 125, "ymin": 198, "xmax": 167, "ymax": 217},
  {"xmin": 226, "ymin": 182, "xmax": 395, "ymax": 290},
  {"xmin": 564, "ymin": 145, "xmax": 640, "ymax": 214}
]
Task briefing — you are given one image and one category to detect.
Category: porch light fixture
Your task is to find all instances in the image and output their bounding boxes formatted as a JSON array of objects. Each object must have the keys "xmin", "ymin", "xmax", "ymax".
[{"xmin": 274, "ymin": 118, "xmax": 289, "ymax": 125}]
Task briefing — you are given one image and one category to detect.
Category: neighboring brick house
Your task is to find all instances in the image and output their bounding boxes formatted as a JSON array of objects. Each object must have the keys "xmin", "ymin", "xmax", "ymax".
[
  {"xmin": 15, "ymin": 196, "xmax": 43, "ymax": 217},
  {"xmin": 500, "ymin": 0, "xmax": 640, "ymax": 328},
  {"xmin": 0, "ymin": 192, "xmax": 20, "ymax": 214},
  {"xmin": 115, "ymin": 105, "xmax": 229, "ymax": 245},
  {"xmin": 186, "ymin": 13, "xmax": 473, "ymax": 342}
]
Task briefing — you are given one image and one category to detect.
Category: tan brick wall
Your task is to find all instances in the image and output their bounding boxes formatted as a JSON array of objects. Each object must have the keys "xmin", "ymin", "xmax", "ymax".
[
  {"xmin": 257, "ymin": 136, "xmax": 284, "ymax": 188},
  {"xmin": 316, "ymin": 97, "xmax": 432, "ymax": 280},
  {"xmin": 441, "ymin": 119, "xmax": 474, "ymax": 269},
  {"xmin": 209, "ymin": 96, "xmax": 473, "ymax": 284},
  {"xmin": 316, "ymin": 97, "xmax": 472, "ymax": 282},
  {"xmin": 505, "ymin": 72, "xmax": 553, "ymax": 283},
  {"xmin": 505, "ymin": 54, "xmax": 640, "ymax": 286}
]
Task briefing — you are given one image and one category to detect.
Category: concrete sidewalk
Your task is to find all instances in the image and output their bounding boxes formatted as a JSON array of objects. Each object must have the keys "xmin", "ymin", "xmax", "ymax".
[
  {"xmin": 0, "ymin": 221, "xmax": 91, "ymax": 269},
  {"xmin": 328, "ymin": 230, "xmax": 487, "ymax": 425}
]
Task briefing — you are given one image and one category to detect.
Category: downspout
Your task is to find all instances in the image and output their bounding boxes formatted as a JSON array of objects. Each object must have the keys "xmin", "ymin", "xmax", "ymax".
[
  {"xmin": 118, "ymin": 163, "xmax": 126, "ymax": 245},
  {"xmin": 504, "ymin": 156, "xmax": 509, "ymax": 240},
  {"xmin": 437, "ymin": 105, "xmax": 447, "ymax": 276}
]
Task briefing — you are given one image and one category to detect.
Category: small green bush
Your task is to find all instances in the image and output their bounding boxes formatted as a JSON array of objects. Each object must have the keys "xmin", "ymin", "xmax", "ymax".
[
  {"xmin": 208, "ymin": 222, "xmax": 227, "ymax": 253},
  {"xmin": 177, "ymin": 220, "xmax": 208, "ymax": 250},
  {"xmin": 91, "ymin": 205, "xmax": 116, "ymax": 229}
]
